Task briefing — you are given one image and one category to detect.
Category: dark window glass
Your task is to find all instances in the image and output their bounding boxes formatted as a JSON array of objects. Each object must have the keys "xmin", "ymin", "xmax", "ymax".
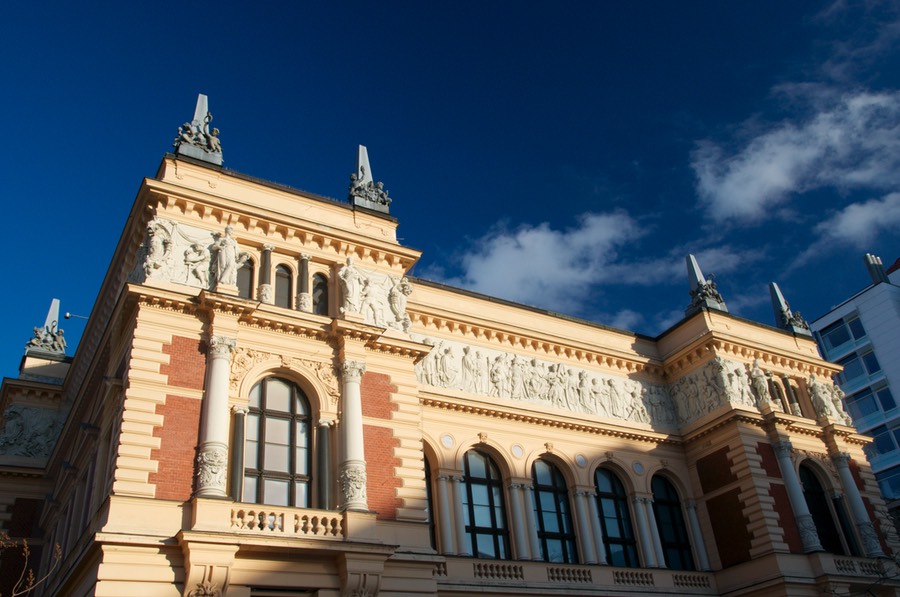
[
  {"xmin": 846, "ymin": 389, "xmax": 878, "ymax": 420},
  {"xmin": 878, "ymin": 387, "xmax": 896, "ymax": 411},
  {"xmin": 461, "ymin": 451, "xmax": 509, "ymax": 559},
  {"xmin": 312, "ymin": 274, "xmax": 329, "ymax": 316},
  {"xmin": 594, "ymin": 468, "xmax": 639, "ymax": 567},
  {"xmin": 799, "ymin": 464, "xmax": 845, "ymax": 555},
  {"xmin": 848, "ymin": 318, "xmax": 866, "ymax": 340},
  {"xmin": 237, "ymin": 260, "xmax": 254, "ymax": 299},
  {"xmin": 532, "ymin": 460, "xmax": 578, "ymax": 564},
  {"xmin": 244, "ymin": 378, "xmax": 311, "ymax": 507},
  {"xmin": 820, "ymin": 320, "xmax": 852, "ymax": 353},
  {"xmin": 275, "ymin": 265, "xmax": 292, "ymax": 308},
  {"xmin": 650, "ymin": 476, "xmax": 694, "ymax": 571},
  {"xmin": 869, "ymin": 425, "xmax": 896, "ymax": 455},
  {"xmin": 862, "ymin": 352, "xmax": 881, "ymax": 375}
]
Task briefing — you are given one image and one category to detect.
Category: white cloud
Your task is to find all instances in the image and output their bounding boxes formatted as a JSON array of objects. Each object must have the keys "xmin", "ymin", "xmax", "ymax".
[
  {"xmin": 793, "ymin": 192, "xmax": 900, "ymax": 267},
  {"xmin": 435, "ymin": 211, "xmax": 761, "ymax": 316},
  {"xmin": 441, "ymin": 211, "xmax": 642, "ymax": 312},
  {"xmin": 692, "ymin": 90, "xmax": 900, "ymax": 223}
]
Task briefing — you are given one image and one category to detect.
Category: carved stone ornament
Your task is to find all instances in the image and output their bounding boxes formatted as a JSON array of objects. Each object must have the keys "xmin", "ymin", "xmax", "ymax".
[
  {"xmin": 414, "ymin": 334, "xmax": 675, "ymax": 428},
  {"xmin": 131, "ymin": 217, "xmax": 243, "ymax": 290},
  {"xmin": 229, "ymin": 348, "xmax": 340, "ymax": 404},
  {"xmin": 857, "ymin": 521, "xmax": 884, "ymax": 556},
  {"xmin": 298, "ymin": 292, "xmax": 312, "ymax": 313},
  {"xmin": 24, "ymin": 321, "xmax": 67, "ymax": 355},
  {"xmin": 795, "ymin": 514, "xmax": 824, "ymax": 552},
  {"xmin": 188, "ymin": 580, "xmax": 222, "ymax": 597},
  {"xmin": 173, "ymin": 94, "xmax": 223, "ymax": 163},
  {"xmin": 342, "ymin": 360, "xmax": 366, "ymax": 383},
  {"xmin": 208, "ymin": 335, "xmax": 237, "ymax": 359},
  {"xmin": 0, "ymin": 405, "xmax": 64, "ymax": 458},
  {"xmin": 340, "ymin": 465, "xmax": 368, "ymax": 504},
  {"xmin": 338, "ymin": 257, "xmax": 412, "ymax": 332},
  {"xmin": 690, "ymin": 276, "xmax": 725, "ymax": 307},
  {"xmin": 196, "ymin": 445, "xmax": 228, "ymax": 492},
  {"xmin": 212, "ymin": 226, "xmax": 250, "ymax": 288},
  {"xmin": 807, "ymin": 374, "xmax": 851, "ymax": 424},
  {"xmin": 258, "ymin": 283, "xmax": 274, "ymax": 305},
  {"xmin": 772, "ymin": 440, "xmax": 793, "ymax": 460}
]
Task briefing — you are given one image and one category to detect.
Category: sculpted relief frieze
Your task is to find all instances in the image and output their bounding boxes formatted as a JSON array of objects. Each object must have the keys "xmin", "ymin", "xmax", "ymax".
[
  {"xmin": 414, "ymin": 337, "xmax": 816, "ymax": 430},
  {"xmin": 0, "ymin": 405, "xmax": 64, "ymax": 458},
  {"xmin": 338, "ymin": 257, "xmax": 412, "ymax": 333},
  {"xmin": 412, "ymin": 335, "xmax": 677, "ymax": 429}
]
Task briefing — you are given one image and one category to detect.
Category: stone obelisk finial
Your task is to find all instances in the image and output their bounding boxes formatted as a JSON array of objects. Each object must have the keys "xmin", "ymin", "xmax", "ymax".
[
  {"xmin": 173, "ymin": 93, "xmax": 223, "ymax": 165},
  {"xmin": 769, "ymin": 282, "xmax": 811, "ymax": 336},
  {"xmin": 685, "ymin": 255, "xmax": 728, "ymax": 317},
  {"xmin": 24, "ymin": 299, "xmax": 67, "ymax": 356},
  {"xmin": 348, "ymin": 145, "xmax": 392, "ymax": 214}
]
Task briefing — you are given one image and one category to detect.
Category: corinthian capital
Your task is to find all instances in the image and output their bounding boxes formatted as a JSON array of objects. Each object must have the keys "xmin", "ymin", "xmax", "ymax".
[
  {"xmin": 208, "ymin": 335, "xmax": 237, "ymax": 358},
  {"xmin": 342, "ymin": 360, "xmax": 366, "ymax": 382}
]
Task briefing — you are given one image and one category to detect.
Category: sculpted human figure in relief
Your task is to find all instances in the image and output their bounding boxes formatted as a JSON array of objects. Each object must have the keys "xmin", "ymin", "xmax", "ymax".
[
  {"xmin": 184, "ymin": 243, "xmax": 211, "ymax": 286},
  {"xmin": 338, "ymin": 257, "xmax": 365, "ymax": 314},
  {"xmin": 213, "ymin": 226, "xmax": 247, "ymax": 286}
]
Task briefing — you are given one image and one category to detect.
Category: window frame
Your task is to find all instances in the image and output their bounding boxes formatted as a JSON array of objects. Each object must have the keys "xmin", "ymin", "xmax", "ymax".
[
  {"xmin": 243, "ymin": 377, "xmax": 312, "ymax": 508},
  {"xmin": 650, "ymin": 475, "xmax": 695, "ymax": 571},
  {"xmin": 274, "ymin": 264, "xmax": 293, "ymax": 308},
  {"xmin": 461, "ymin": 450, "xmax": 511, "ymax": 559},
  {"xmin": 531, "ymin": 459, "xmax": 578, "ymax": 564},
  {"xmin": 594, "ymin": 467, "xmax": 640, "ymax": 567}
]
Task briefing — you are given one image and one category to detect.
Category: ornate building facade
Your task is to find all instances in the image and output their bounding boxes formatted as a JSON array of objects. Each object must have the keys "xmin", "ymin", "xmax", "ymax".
[{"xmin": 1, "ymin": 96, "xmax": 899, "ymax": 596}]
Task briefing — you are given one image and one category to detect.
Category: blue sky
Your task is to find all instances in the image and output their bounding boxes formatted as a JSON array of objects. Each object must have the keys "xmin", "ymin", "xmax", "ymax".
[{"xmin": 2, "ymin": 2, "xmax": 899, "ymax": 379}]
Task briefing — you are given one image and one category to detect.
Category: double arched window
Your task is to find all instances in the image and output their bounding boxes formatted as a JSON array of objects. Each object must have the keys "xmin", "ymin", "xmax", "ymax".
[
  {"xmin": 243, "ymin": 377, "xmax": 311, "ymax": 507},
  {"xmin": 461, "ymin": 450, "xmax": 510, "ymax": 559},
  {"xmin": 800, "ymin": 462, "xmax": 860, "ymax": 556},
  {"xmin": 532, "ymin": 459, "xmax": 578, "ymax": 563},
  {"xmin": 595, "ymin": 468, "xmax": 639, "ymax": 567}
]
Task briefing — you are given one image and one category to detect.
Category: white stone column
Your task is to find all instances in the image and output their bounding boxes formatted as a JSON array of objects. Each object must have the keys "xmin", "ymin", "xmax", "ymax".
[
  {"xmin": 833, "ymin": 452, "xmax": 885, "ymax": 557},
  {"xmin": 451, "ymin": 475, "xmax": 472, "ymax": 556},
  {"xmin": 339, "ymin": 361, "xmax": 368, "ymax": 511},
  {"xmin": 508, "ymin": 483, "xmax": 531, "ymax": 560},
  {"xmin": 685, "ymin": 500, "xmax": 711, "ymax": 571},
  {"xmin": 632, "ymin": 495, "xmax": 658, "ymax": 567},
  {"xmin": 586, "ymin": 490, "xmax": 608, "ymax": 565},
  {"xmin": 773, "ymin": 440, "xmax": 824, "ymax": 552},
  {"xmin": 573, "ymin": 490, "xmax": 598, "ymax": 564},
  {"xmin": 436, "ymin": 474, "xmax": 456, "ymax": 555},
  {"xmin": 297, "ymin": 253, "xmax": 311, "ymax": 313},
  {"xmin": 196, "ymin": 335, "xmax": 236, "ymax": 498},
  {"xmin": 645, "ymin": 497, "xmax": 667, "ymax": 568},
  {"xmin": 522, "ymin": 482, "xmax": 542, "ymax": 560}
]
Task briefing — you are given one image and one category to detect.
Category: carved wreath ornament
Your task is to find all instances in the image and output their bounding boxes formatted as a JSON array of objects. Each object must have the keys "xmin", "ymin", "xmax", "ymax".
[{"xmin": 229, "ymin": 348, "xmax": 340, "ymax": 404}]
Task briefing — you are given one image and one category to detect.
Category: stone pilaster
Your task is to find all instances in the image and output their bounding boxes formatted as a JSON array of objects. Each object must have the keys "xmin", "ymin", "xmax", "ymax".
[
  {"xmin": 437, "ymin": 474, "xmax": 456, "ymax": 555},
  {"xmin": 644, "ymin": 496, "xmax": 667, "ymax": 567},
  {"xmin": 773, "ymin": 440, "xmax": 824, "ymax": 552},
  {"xmin": 257, "ymin": 245, "xmax": 274, "ymax": 304},
  {"xmin": 196, "ymin": 335, "xmax": 236, "ymax": 498},
  {"xmin": 586, "ymin": 489, "xmax": 608, "ymax": 565},
  {"xmin": 508, "ymin": 483, "xmax": 531, "ymax": 560},
  {"xmin": 832, "ymin": 452, "xmax": 885, "ymax": 558},
  {"xmin": 297, "ymin": 254, "xmax": 311, "ymax": 313},
  {"xmin": 522, "ymin": 483, "xmax": 542, "ymax": 560},
  {"xmin": 686, "ymin": 500, "xmax": 711, "ymax": 571},
  {"xmin": 633, "ymin": 495, "xmax": 659, "ymax": 567},
  {"xmin": 229, "ymin": 405, "xmax": 248, "ymax": 501},
  {"xmin": 573, "ymin": 489, "xmax": 598, "ymax": 564},
  {"xmin": 339, "ymin": 360, "xmax": 368, "ymax": 511},
  {"xmin": 451, "ymin": 475, "xmax": 472, "ymax": 556}
]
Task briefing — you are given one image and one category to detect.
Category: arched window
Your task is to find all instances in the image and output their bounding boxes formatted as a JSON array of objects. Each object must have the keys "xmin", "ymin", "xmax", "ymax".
[
  {"xmin": 651, "ymin": 476, "xmax": 694, "ymax": 570},
  {"xmin": 312, "ymin": 273, "xmax": 329, "ymax": 316},
  {"xmin": 799, "ymin": 463, "xmax": 859, "ymax": 555},
  {"xmin": 275, "ymin": 265, "xmax": 292, "ymax": 308},
  {"xmin": 237, "ymin": 260, "xmax": 254, "ymax": 299},
  {"xmin": 244, "ymin": 377, "xmax": 311, "ymax": 507},
  {"xmin": 462, "ymin": 450, "xmax": 510, "ymax": 559},
  {"xmin": 595, "ymin": 468, "xmax": 639, "ymax": 567},
  {"xmin": 532, "ymin": 459, "xmax": 578, "ymax": 563}
]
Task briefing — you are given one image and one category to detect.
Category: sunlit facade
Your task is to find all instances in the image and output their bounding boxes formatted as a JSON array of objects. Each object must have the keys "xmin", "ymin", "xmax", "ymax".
[{"xmin": 1, "ymin": 113, "xmax": 899, "ymax": 596}]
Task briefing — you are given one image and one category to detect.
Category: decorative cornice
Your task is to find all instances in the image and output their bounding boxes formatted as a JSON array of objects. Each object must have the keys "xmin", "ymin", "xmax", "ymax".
[
  {"xmin": 419, "ymin": 395, "xmax": 678, "ymax": 445},
  {"xmin": 197, "ymin": 290, "xmax": 259, "ymax": 317},
  {"xmin": 409, "ymin": 311, "xmax": 663, "ymax": 378}
]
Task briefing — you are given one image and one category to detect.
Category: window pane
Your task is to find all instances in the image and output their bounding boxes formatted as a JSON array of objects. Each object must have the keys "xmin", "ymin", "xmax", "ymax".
[
  {"xmin": 862, "ymin": 352, "xmax": 881, "ymax": 374},
  {"xmin": 275, "ymin": 266, "xmax": 292, "ymax": 308},
  {"xmin": 264, "ymin": 478, "xmax": 289, "ymax": 506},
  {"xmin": 847, "ymin": 390, "xmax": 878, "ymax": 419},
  {"xmin": 467, "ymin": 452, "xmax": 487, "ymax": 478},
  {"xmin": 848, "ymin": 318, "xmax": 866, "ymax": 340},
  {"xmin": 265, "ymin": 418, "xmax": 290, "ymax": 472},
  {"xmin": 295, "ymin": 481, "xmax": 309, "ymax": 508},
  {"xmin": 840, "ymin": 356, "xmax": 865, "ymax": 383},
  {"xmin": 249, "ymin": 384, "xmax": 261, "ymax": 408},
  {"xmin": 243, "ymin": 476, "xmax": 258, "ymax": 502},
  {"xmin": 878, "ymin": 388, "xmax": 896, "ymax": 411},
  {"xmin": 476, "ymin": 534, "xmax": 497, "ymax": 558},
  {"xmin": 266, "ymin": 379, "xmax": 292, "ymax": 412},
  {"xmin": 237, "ymin": 262, "xmax": 254, "ymax": 299},
  {"xmin": 821, "ymin": 321, "xmax": 851, "ymax": 352}
]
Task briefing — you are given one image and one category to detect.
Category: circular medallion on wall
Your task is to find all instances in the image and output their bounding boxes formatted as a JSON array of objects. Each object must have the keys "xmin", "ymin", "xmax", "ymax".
[
  {"xmin": 511, "ymin": 444, "xmax": 524, "ymax": 459},
  {"xmin": 440, "ymin": 434, "xmax": 454, "ymax": 449},
  {"xmin": 575, "ymin": 454, "xmax": 587, "ymax": 468},
  {"xmin": 632, "ymin": 461, "xmax": 645, "ymax": 475}
]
